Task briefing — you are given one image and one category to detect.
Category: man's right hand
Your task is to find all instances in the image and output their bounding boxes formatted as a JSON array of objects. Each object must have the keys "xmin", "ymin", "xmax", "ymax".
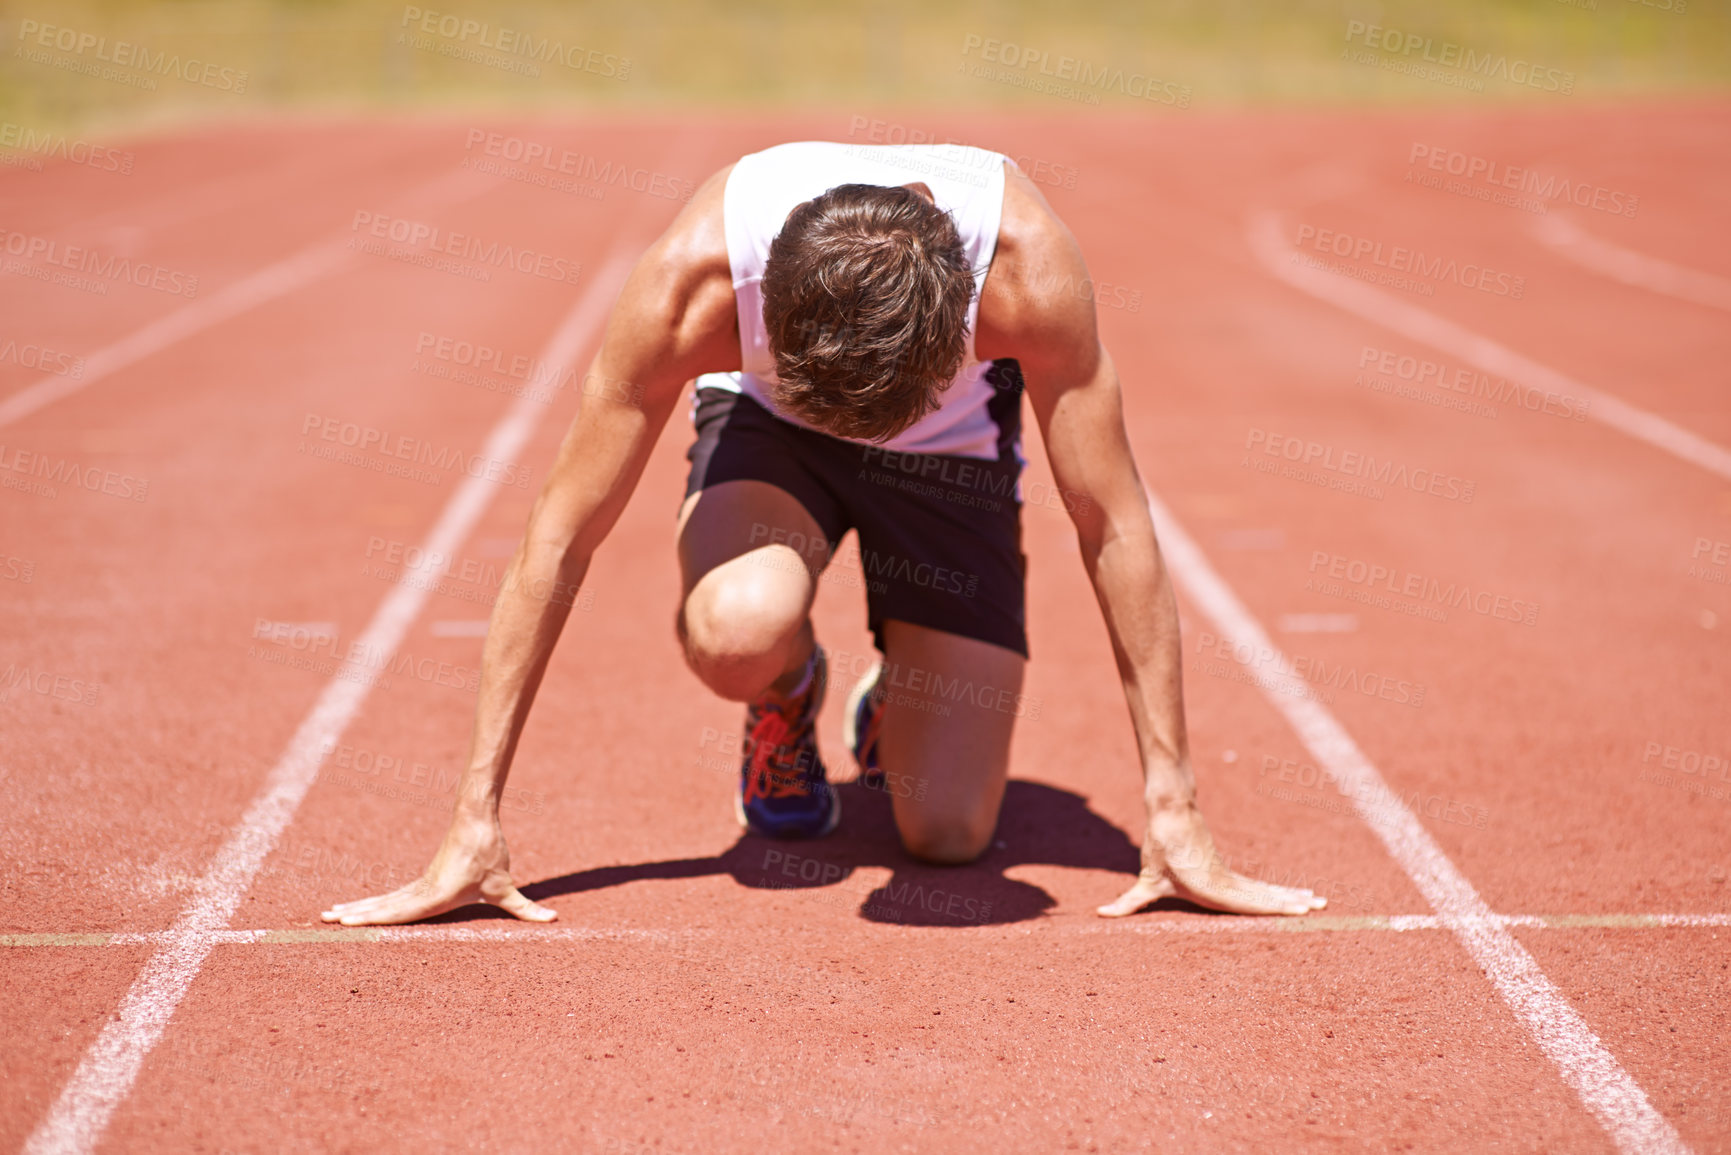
[
  {"xmin": 1096, "ymin": 798, "xmax": 1328, "ymax": 919},
  {"xmin": 319, "ymin": 813, "xmax": 556, "ymax": 927}
]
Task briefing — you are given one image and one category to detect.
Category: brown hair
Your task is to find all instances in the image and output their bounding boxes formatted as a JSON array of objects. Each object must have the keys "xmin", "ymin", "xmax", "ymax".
[{"xmin": 761, "ymin": 183, "xmax": 976, "ymax": 443}]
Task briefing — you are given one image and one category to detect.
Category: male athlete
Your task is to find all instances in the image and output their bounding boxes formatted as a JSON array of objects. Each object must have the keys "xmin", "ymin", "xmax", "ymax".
[{"xmin": 322, "ymin": 142, "xmax": 1327, "ymax": 926}]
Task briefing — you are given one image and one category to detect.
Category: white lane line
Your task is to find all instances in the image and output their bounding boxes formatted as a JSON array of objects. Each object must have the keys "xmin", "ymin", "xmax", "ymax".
[
  {"xmin": 1246, "ymin": 210, "xmax": 1731, "ymax": 484},
  {"xmin": 1094, "ymin": 912, "xmax": 1731, "ymax": 935},
  {"xmin": 0, "ymin": 166, "xmax": 494, "ymax": 431},
  {"xmin": 118, "ymin": 926, "xmax": 685, "ymax": 945},
  {"xmin": 21, "ymin": 249, "xmax": 637, "ymax": 1155},
  {"xmin": 1534, "ymin": 215, "xmax": 1731, "ymax": 313},
  {"xmin": 1146, "ymin": 488, "xmax": 1690, "ymax": 1155}
]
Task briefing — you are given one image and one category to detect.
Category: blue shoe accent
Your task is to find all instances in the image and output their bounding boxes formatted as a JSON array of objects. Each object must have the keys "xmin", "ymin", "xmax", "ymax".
[{"xmin": 734, "ymin": 646, "xmax": 839, "ymax": 839}]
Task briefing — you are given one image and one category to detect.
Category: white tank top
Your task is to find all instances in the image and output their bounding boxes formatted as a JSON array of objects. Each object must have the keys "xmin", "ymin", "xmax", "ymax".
[{"xmin": 695, "ymin": 141, "xmax": 1011, "ymax": 460}]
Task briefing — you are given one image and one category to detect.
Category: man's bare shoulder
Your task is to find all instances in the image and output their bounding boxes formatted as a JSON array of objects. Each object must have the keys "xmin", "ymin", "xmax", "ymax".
[
  {"xmin": 976, "ymin": 163, "xmax": 1096, "ymax": 366},
  {"xmin": 638, "ymin": 162, "xmax": 734, "ymax": 298},
  {"xmin": 606, "ymin": 163, "xmax": 741, "ymax": 381}
]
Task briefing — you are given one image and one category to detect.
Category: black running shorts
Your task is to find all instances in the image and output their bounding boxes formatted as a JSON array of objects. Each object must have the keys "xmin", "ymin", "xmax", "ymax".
[{"xmin": 684, "ymin": 361, "xmax": 1028, "ymax": 658}]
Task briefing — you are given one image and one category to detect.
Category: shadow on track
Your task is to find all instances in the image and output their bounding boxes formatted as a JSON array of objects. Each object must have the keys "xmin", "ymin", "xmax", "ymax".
[{"xmin": 489, "ymin": 779, "xmax": 1224, "ymax": 927}]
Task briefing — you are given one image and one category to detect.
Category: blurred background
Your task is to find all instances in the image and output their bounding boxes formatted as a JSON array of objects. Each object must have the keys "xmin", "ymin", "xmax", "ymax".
[{"xmin": 2, "ymin": 0, "xmax": 1727, "ymax": 138}]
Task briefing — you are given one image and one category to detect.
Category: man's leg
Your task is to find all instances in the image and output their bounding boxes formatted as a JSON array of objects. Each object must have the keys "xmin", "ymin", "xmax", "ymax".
[
  {"xmin": 876, "ymin": 619, "xmax": 1025, "ymax": 864},
  {"xmin": 675, "ymin": 479, "xmax": 832, "ymax": 700}
]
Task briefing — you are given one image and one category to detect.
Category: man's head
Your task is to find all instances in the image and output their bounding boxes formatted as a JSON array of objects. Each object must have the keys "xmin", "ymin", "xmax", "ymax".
[{"xmin": 761, "ymin": 183, "xmax": 976, "ymax": 443}]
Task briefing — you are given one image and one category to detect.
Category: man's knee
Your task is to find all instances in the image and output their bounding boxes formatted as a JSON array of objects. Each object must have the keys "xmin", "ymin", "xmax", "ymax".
[
  {"xmin": 683, "ymin": 567, "xmax": 797, "ymax": 657},
  {"xmin": 898, "ymin": 811, "xmax": 994, "ymax": 865},
  {"xmin": 679, "ymin": 567, "xmax": 803, "ymax": 699}
]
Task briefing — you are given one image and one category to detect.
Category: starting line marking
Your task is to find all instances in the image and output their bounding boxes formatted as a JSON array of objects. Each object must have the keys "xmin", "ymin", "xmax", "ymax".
[
  {"xmin": 1085, "ymin": 912, "xmax": 1731, "ymax": 934},
  {"xmin": 21, "ymin": 249, "xmax": 639, "ymax": 1155},
  {"xmin": 1246, "ymin": 209, "xmax": 1731, "ymax": 484},
  {"xmin": 1147, "ymin": 488, "xmax": 1692, "ymax": 1155},
  {"xmin": 2, "ymin": 913, "xmax": 1727, "ymax": 948}
]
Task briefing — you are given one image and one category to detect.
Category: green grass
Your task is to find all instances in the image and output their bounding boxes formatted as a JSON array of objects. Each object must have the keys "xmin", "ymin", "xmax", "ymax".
[{"xmin": 1, "ymin": 0, "xmax": 1727, "ymax": 141}]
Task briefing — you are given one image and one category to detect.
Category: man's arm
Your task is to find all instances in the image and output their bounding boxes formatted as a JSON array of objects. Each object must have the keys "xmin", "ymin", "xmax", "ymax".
[
  {"xmin": 979, "ymin": 166, "xmax": 1325, "ymax": 917},
  {"xmin": 322, "ymin": 168, "xmax": 741, "ymax": 926}
]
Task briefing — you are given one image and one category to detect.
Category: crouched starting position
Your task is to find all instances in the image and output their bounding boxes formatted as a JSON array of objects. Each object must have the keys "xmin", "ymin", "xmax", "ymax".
[{"xmin": 323, "ymin": 141, "xmax": 1328, "ymax": 926}]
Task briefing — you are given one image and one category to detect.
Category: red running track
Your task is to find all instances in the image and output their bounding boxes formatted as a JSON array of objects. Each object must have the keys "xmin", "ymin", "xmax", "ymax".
[{"xmin": 2, "ymin": 106, "xmax": 1728, "ymax": 1153}]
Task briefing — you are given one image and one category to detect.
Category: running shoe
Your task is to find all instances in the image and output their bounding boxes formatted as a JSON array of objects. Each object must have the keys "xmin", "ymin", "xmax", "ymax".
[
  {"xmin": 735, "ymin": 645, "xmax": 839, "ymax": 839},
  {"xmin": 842, "ymin": 657, "xmax": 885, "ymax": 791}
]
